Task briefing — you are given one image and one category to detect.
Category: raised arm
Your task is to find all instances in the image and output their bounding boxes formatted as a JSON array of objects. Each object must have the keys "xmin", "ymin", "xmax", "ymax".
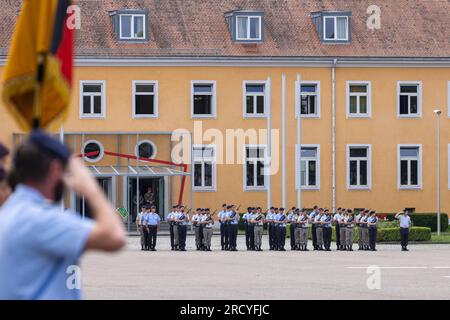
[{"xmin": 63, "ymin": 158, "xmax": 126, "ymax": 252}]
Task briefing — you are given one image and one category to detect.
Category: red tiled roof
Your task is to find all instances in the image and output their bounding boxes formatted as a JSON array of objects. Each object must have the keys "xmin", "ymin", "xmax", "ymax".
[{"xmin": 0, "ymin": 0, "xmax": 449, "ymax": 58}]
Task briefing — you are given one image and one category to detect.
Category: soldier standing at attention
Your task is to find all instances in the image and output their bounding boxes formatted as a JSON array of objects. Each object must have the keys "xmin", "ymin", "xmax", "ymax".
[
  {"xmin": 218, "ymin": 204, "xmax": 228, "ymax": 251},
  {"xmin": 266, "ymin": 207, "xmax": 275, "ymax": 250},
  {"xmin": 136, "ymin": 206, "xmax": 145, "ymax": 251},
  {"xmin": 367, "ymin": 210, "xmax": 378, "ymax": 251},
  {"xmin": 252, "ymin": 207, "xmax": 264, "ymax": 251},
  {"xmin": 288, "ymin": 207, "xmax": 297, "ymax": 250},
  {"xmin": 275, "ymin": 208, "xmax": 287, "ymax": 251},
  {"xmin": 226, "ymin": 205, "xmax": 239, "ymax": 251},
  {"xmin": 142, "ymin": 206, "xmax": 150, "ymax": 250},
  {"xmin": 202, "ymin": 208, "xmax": 214, "ymax": 251},
  {"xmin": 355, "ymin": 209, "xmax": 363, "ymax": 250},
  {"xmin": 192, "ymin": 208, "xmax": 202, "ymax": 251},
  {"xmin": 395, "ymin": 209, "xmax": 412, "ymax": 251},
  {"xmin": 362, "ymin": 210, "xmax": 371, "ymax": 251},
  {"xmin": 333, "ymin": 208, "xmax": 342, "ymax": 250},
  {"xmin": 298, "ymin": 209, "xmax": 309, "ymax": 251},
  {"xmin": 309, "ymin": 206, "xmax": 318, "ymax": 250},
  {"xmin": 146, "ymin": 206, "xmax": 160, "ymax": 251},
  {"xmin": 249, "ymin": 207, "xmax": 256, "ymax": 250},
  {"xmin": 176, "ymin": 206, "xmax": 189, "ymax": 251},
  {"xmin": 293, "ymin": 208, "xmax": 302, "ymax": 250},
  {"xmin": 243, "ymin": 207, "xmax": 253, "ymax": 250},
  {"xmin": 314, "ymin": 208, "xmax": 324, "ymax": 251},
  {"xmin": 167, "ymin": 205, "xmax": 178, "ymax": 251},
  {"xmin": 345, "ymin": 209, "xmax": 355, "ymax": 251},
  {"xmin": 321, "ymin": 209, "xmax": 332, "ymax": 251},
  {"xmin": 339, "ymin": 209, "xmax": 347, "ymax": 250},
  {"xmin": 273, "ymin": 207, "xmax": 280, "ymax": 250}
]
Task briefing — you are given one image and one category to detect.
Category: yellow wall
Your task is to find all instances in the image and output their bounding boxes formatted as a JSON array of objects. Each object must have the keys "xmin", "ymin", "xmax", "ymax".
[{"xmin": 0, "ymin": 65, "xmax": 449, "ymax": 214}]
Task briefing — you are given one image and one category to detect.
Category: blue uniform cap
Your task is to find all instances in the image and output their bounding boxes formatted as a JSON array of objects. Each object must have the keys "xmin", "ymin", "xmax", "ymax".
[{"xmin": 29, "ymin": 129, "xmax": 71, "ymax": 162}]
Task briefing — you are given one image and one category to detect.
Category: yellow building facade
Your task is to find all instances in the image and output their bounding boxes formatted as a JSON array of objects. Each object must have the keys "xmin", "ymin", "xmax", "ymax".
[{"xmin": 0, "ymin": 0, "xmax": 449, "ymax": 224}]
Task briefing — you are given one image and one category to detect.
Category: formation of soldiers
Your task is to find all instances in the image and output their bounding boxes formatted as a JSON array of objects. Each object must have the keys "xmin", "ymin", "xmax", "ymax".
[{"xmin": 136, "ymin": 204, "xmax": 381, "ymax": 252}]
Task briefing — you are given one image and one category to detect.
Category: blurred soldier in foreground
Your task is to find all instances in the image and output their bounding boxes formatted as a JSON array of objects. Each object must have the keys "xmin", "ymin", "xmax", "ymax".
[
  {"xmin": 0, "ymin": 131, "xmax": 126, "ymax": 299},
  {"xmin": 0, "ymin": 142, "xmax": 10, "ymax": 206}
]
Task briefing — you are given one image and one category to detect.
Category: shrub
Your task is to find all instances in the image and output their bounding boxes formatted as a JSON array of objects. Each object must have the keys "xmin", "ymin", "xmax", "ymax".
[{"xmin": 377, "ymin": 227, "xmax": 431, "ymax": 242}]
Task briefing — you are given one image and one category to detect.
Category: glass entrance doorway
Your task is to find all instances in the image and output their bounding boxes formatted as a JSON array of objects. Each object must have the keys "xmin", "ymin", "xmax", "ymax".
[
  {"xmin": 128, "ymin": 177, "xmax": 165, "ymax": 223},
  {"xmin": 75, "ymin": 177, "xmax": 114, "ymax": 218}
]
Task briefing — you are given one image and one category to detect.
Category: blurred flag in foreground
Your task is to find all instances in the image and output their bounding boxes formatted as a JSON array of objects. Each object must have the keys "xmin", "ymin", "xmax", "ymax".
[{"xmin": 2, "ymin": 0, "xmax": 74, "ymax": 131}]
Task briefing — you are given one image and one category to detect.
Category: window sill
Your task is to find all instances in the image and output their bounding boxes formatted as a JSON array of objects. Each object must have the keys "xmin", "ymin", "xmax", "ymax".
[
  {"xmin": 244, "ymin": 187, "xmax": 267, "ymax": 192},
  {"xmin": 191, "ymin": 115, "xmax": 216, "ymax": 119},
  {"xmin": 133, "ymin": 115, "xmax": 159, "ymax": 119},
  {"xmin": 347, "ymin": 186, "xmax": 371, "ymax": 191},
  {"xmin": 244, "ymin": 114, "xmax": 267, "ymax": 119},
  {"xmin": 397, "ymin": 115, "xmax": 422, "ymax": 119},
  {"xmin": 80, "ymin": 115, "xmax": 105, "ymax": 119},
  {"xmin": 347, "ymin": 114, "xmax": 371, "ymax": 119},
  {"xmin": 193, "ymin": 188, "xmax": 217, "ymax": 193},
  {"xmin": 296, "ymin": 115, "xmax": 320, "ymax": 119},
  {"xmin": 296, "ymin": 187, "xmax": 320, "ymax": 191},
  {"xmin": 398, "ymin": 186, "xmax": 422, "ymax": 190}
]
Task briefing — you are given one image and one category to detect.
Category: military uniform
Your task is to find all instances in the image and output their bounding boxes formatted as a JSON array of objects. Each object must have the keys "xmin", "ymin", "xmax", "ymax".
[
  {"xmin": 243, "ymin": 209, "xmax": 254, "ymax": 250},
  {"xmin": 176, "ymin": 210, "xmax": 189, "ymax": 251},
  {"xmin": 226, "ymin": 207, "xmax": 239, "ymax": 251},
  {"xmin": 297, "ymin": 212, "xmax": 309, "ymax": 251},
  {"xmin": 275, "ymin": 210, "xmax": 287, "ymax": 251},
  {"xmin": 266, "ymin": 210, "xmax": 275, "ymax": 250},
  {"xmin": 192, "ymin": 210, "xmax": 203, "ymax": 250},
  {"xmin": 287, "ymin": 210, "xmax": 297, "ymax": 250},
  {"xmin": 202, "ymin": 213, "xmax": 214, "ymax": 251},
  {"xmin": 167, "ymin": 208, "xmax": 177, "ymax": 250},
  {"xmin": 218, "ymin": 209, "xmax": 228, "ymax": 250},
  {"xmin": 355, "ymin": 212, "xmax": 363, "ymax": 250},
  {"xmin": 321, "ymin": 212, "xmax": 332, "ymax": 251},
  {"xmin": 309, "ymin": 210, "xmax": 318, "ymax": 250},
  {"xmin": 360, "ymin": 214, "xmax": 370, "ymax": 250},
  {"xmin": 145, "ymin": 210, "xmax": 160, "ymax": 251},
  {"xmin": 136, "ymin": 210, "xmax": 145, "ymax": 250},
  {"xmin": 142, "ymin": 211, "xmax": 150, "ymax": 250},
  {"xmin": 253, "ymin": 211, "xmax": 264, "ymax": 251},
  {"xmin": 345, "ymin": 213, "xmax": 355, "ymax": 251},
  {"xmin": 339, "ymin": 213, "xmax": 347, "ymax": 250},
  {"xmin": 314, "ymin": 212, "xmax": 324, "ymax": 250},
  {"xmin": 333, "ymin": 211, "xmax": 342, "ymax": 250},
  {"xmin": 368, "ymin": 213, "xmax": 378, "ymax": 251}
]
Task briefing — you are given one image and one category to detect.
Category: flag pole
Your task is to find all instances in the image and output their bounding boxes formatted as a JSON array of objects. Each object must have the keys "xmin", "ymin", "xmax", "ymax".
[{"xmin": 33, "ymin": 52, "xmax": 47, "ymax": 129}]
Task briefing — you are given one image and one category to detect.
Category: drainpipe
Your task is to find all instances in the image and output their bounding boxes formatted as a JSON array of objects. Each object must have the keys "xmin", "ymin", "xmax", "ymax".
[
  {"xmin": 282, "ymin": 74, "xmax": 286, "ymax": 208},
  {"xmin": 332, "ymin": 59, "xmax": 337, "ymax": 213},
  {"xmin": 266, "ymin": 76, "xmax": 271, "ymax": 209}
]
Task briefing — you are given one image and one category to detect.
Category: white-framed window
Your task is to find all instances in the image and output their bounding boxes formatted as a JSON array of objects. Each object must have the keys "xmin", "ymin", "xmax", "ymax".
[
  {"xmin": 243, "ymin": 145, "xmax": 267, "ymax": 190},
  {"xmin": 295, "ymin": 145, "xmax": 320, "ymax": 190},
  {"xmin": 191, "ymin": 81, "xmax": 216, "ymax": 118},
  {"xmin": 119, "ymin": 14, "xmax": 145, "ymax": 40},
  {"xmin": 398, "ymin": 145, "xmax": 422, "ymax": 189},
  {"xmin": 243, "ymin": 81, "xmax": 266, "ymax": 117},
  {"xmin": 132, "ymin": 81, "xmax": 158, "ymax": 118},
  {"xmin": 135, "ymin": 140, "xmax": 157, "ymax": 159},
  {"xmin": 236, "ymin": 15, "xmax": 262, "ymax": 41},
  {"xmin": 323, "ymin": 16, "xmax": 348, "ymax": 41},
  {"xmin": 82, "ymin": 140, "xmax": 104, "ymax": 163},
  {"xmin": 296, "ymin": 82, "xmax": 321, "ymax": 118},
  {"xmin": 347, "ymin": 81, "xmax": 371, "ymax": 118},
  {"xmin": 347, "ymin": 145, "xmax": 372, "ymax": 190},
  {"xmin": 80, "ymin": 81, "xmax": 106, "ymax": 118},
  {"xmin": 192, "ymin": 145, "xmax": 216, "ymax": 191},
  {"xmin": 397, "ymin": 81, "xmax": 422, "ymax": 118}
]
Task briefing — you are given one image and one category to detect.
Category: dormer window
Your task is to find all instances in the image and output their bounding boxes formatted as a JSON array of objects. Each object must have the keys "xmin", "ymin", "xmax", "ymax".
[
  {"xmin": 236, "ymin": 16, "xmax": 261, "ymax": 41},
  {"xmin": 324, "ymin": 16, "xmax": 348, "ymax": 41},
  {"xmin": 311, "ymin": 11, "xmax": 352, "ymax": 44},
  {"xmin": 110, "ymin": 9, "xmax": 149, "ymax": 42},
  {"xmin": 120, "ymin": 14, "xmax": 145, "ymax": 40},
  {"xmin": 225, "ymin": 10, "xmax": 264, "ymax": 43}
]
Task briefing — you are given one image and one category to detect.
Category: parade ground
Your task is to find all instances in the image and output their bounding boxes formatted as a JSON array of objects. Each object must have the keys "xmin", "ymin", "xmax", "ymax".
[{"xmin": 81, "ymin": 235, "xmax": 450, "ymax": 300}]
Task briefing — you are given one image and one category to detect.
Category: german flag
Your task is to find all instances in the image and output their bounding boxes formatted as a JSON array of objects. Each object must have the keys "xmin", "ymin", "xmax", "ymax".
[{"xmin": 2, "ymin": 0, "xmax": 74, "ymax": 131}]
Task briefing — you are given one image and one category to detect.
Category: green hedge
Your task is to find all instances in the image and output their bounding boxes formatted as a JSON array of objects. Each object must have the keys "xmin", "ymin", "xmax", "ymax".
[{"xmin": 384, "ymin": 213, "xmax": 448, "ymax": 232}]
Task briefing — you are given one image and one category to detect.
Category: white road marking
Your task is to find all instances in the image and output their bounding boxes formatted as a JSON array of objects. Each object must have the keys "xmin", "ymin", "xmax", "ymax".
[{"xmin": 346, "ymin": 266, "xmax": 428, "ymax": 269}]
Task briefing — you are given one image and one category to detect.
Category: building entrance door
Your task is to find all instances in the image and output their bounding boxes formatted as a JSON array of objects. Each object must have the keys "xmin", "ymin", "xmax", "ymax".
[
  {"xmin": 75, "ymin": 177, "xmax": 114, "ymax": 218},
  {"xmin": 128, "ymin": 177, "xmax": 165, "ymax": 223}
]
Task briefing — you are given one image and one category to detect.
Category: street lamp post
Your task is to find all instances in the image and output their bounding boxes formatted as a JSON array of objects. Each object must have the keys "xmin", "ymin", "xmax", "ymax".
[{"xmin": 434, "ymin": 109, "xmax": 442, "ymax": 236}]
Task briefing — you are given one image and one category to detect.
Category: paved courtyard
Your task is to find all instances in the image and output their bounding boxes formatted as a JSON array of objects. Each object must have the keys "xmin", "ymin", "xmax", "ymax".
[{"xmin": 81, "ymin": 235, "xmax": 450, "ymax": 300}]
